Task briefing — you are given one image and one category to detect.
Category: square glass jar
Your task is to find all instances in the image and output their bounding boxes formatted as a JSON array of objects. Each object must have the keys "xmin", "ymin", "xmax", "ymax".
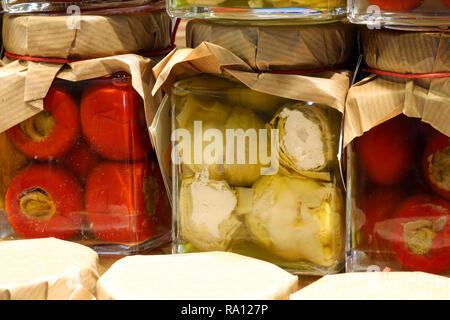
[
  {"xmin": 171, "ymin": 74, "xmax": 346, "ymax": 275},
  {"xmin": 0, "ymin": 74, "xmax": 171, "ymax": 255},
  {"xmin": 346, "ymin": 114, "xmax": 450, "ymax": 275}
]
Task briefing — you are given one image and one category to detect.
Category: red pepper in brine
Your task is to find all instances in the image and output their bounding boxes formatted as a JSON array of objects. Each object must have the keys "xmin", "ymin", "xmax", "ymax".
[
  {"xmin": 7, "ymin": 85, "xmax": 80, "ymax": 161},
  {"xmin": 80, "ymin": 74, "xmax": 151, "ymax": 161},
  {"xmin": 355, "ymin": 115, "xmax": 416, "ymax": 186},
  {"xmin": 5, "ymin": 165, "xmax": 84, "ymax": 240},
  {"xmin": 85, "ymin": 159, "xmax": 167, "ymax": 243},
  {"xmin": 63, "ymin": 139, "xmax": 102, "ymax": 184},
  {"xmin": 391, "ymin": 195, "xmax": 450, "ymax": 274},
  {"xmin": 360, "ymin": 184, "xmax": 406, "ymax": 261}
]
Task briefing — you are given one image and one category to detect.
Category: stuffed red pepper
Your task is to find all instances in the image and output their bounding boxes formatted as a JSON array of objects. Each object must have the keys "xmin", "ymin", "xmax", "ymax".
[
  {"xmin": 7, "ymin": 85, "xmax": 80, "ymax": 161},
  {"xmin": 63, "ymin": 139, "xmax": 102, "ymax": 184},
  {"xmin": 5, "ymin": 164, "xmax": 84, "ymax": 240},
  {"xmin": 80, "ymin": 74, "xmax": 151, "ymax": 161},
  {"xmin": 391, "ymin": 194, "xmax": 450, "ymax": 274},
  {"xmin": 85, "ymin": 158, "xmax": 167, "ymax": 243}
]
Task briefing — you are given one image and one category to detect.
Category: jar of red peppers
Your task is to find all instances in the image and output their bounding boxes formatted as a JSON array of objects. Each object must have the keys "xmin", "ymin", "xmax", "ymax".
[
  {"xmin": 345, "ymin": 30, "xmax": 450, "ymax": 275},
  {"xmin": 0, "ymin": 57, "xmax": 171, "ymax": 255},
  {"xmin": 347, "ymin": 112, "xmax": 450, "ymax": 275},
  {"xmin": 348, "ymin": 0, "xmax": 450, "ymax": 28}
]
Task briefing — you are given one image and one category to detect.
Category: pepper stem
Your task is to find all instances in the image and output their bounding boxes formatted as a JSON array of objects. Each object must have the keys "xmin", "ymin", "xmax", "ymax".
[
  {"xmin": 19, "ymin": 187, "xmax": 56, "ymax": 221},
  {"xmin": 20, "ymin": 111, "xmax": 55, "ymax": 141}
]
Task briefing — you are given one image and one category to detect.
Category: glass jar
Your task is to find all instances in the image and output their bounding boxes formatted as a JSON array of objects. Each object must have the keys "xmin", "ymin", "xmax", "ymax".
[
  {"xmin": 0, "ymin": 74, "xmax": 171, "ymax": 255},
  {"xmin": 171, "ymin": 74, "xmax": 345, "ymax": 275},
  {"xmin": 168, "ymin": 0, "xmax": 346, "ymax": 22},
  {"xmin": 348, "ymin": 0, "xmax": 450, "ymax": 28},
  {"xmin": 2, "ymin": 0, "xmax": 164, "ymax": 14},
  {"xmin": 347, "ymin": 114, "xmax": 450, "ymax": 275}
]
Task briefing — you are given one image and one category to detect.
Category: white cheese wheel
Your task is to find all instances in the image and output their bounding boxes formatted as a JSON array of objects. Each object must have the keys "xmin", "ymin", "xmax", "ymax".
[
  {"xmin": 97, "ymin": 252, "xmax": 298, "ymax": 300},
  {"xmin": 0, "ymin": 238, "xmax": 99, "ymax": 300},
  {"xmin": 290, "ymin": 272, "xmax": 450, "ymax": 300}
]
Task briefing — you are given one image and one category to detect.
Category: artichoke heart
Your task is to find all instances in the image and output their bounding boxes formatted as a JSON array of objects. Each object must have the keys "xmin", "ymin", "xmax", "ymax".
[
  {"xmin": 179, "ymin": 175, "xmax": 244, "ymax": 251},
  {"xmin": 226, "ymin": 88, "xmax": 289, "ymax": 117},
  {"xmin": 176, "ymin": 94, "xmax": 229, "ymax": 129},
  {"xmin": 269, "ymin": 102, "xmax": 334, "ymax": 181},
  {"xmin": 176, "ymin": 94, "xmax": 229, "ymax": 180},
  {"xmin": 176, "ymin": 94, "xmax": 268, "ymax": 187},
  {"xmin": 245, "ymin": 174, "xmax": 343, "ymax": 267},
  {"xmin": 222, "ymin": 107, "xmax": 267, "ymax": 187}
]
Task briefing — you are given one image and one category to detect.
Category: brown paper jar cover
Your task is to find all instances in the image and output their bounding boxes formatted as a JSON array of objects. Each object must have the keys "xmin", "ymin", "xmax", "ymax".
[
  {"xmin": 344, "ymin": 75, "xmax": 450, "ymax": 146},
  {"xmin": 361, "ymin": 28, "xmax": 450, "ymax": 74},
  {"xmin": 0, "ymin": 54, "xmax": 163, "ymax": 143},
  {"xmin": 186, "ymin": 20, "xmax": 357, "ymax": 72},
  {"xmin": 152, "ymin": 42, "xmax": 351, "ymax": 114},
  {"xmin": 2, "ymin": 9, "xmax": 172, "ymax": 60}
]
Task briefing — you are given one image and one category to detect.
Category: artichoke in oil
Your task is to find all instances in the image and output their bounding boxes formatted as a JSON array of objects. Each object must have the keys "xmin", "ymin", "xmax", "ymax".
[
  {"xmin": 173, "ymin": 74, "xmax": 345, "ymax": 271},
  {"xmin": 245, "ymin": 173, "xmax": 343, "ymax": 267},
  {"xmin": 179, "ymin": 174, "xmax": 244, "ymax": 251},
  {"xmin": 174, "ymin": 92, "xmax": 268, "ymax": 187},
  {"xmin": 268, "ymin": 102, "xmax": 336, "ymax": 181},
  {"xmin": 221, "ymin": 107, "xmax": 268, "ymax": 187},
  {"xmin": 226, "ymin": 87, "xmax": 289, "ymax": 117},
  {"xmin": 175, "ymin": 94, "xmax": 229, "ymax": 181}
]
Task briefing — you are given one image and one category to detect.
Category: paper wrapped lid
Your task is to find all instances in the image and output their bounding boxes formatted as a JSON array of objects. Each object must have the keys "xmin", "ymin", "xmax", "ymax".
[
  {"xmin": 2, "ymin": 9, "xmax": 172, "ymax": 59},
  {"xmin": 153, "ymin": 42, "xmax": 351, "ymax": 114},
  {"xmin": 97, "ymin": 252, "xmax": 298, "ymax": 300},
  {"xmin": 290, "ymin": 272, "xmax": 450, "ymax": 300},
  {"xmin": 362, "ymin": 28, "xmax": 450, "ymax": 74},
  {"xmin": 186, "ymin": 20, "xmax": 357, "ymax": 72},
  {"xmin": 344, "ymin": 75, "xmax": 450, "ymax": 146},
  {"xmin": 0, "ymin": 54, "xmax": 163, "ymax": 146},
  {"xmin": 0, "ymin": 238, "xmax": 99, "ymax": 300}
]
